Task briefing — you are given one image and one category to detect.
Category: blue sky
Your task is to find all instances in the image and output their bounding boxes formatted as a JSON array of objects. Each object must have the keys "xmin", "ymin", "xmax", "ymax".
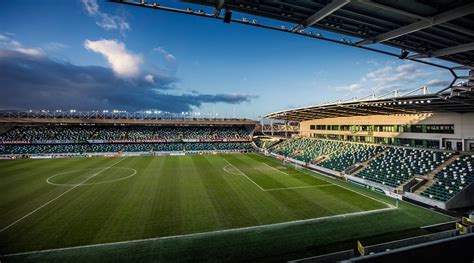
[{"xmin": 0, "ymin": 0, "xmax": 459, "ymax": 119}]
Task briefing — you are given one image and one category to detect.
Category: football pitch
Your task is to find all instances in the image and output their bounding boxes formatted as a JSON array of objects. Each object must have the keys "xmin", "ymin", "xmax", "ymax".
[{"xmin": 0, "ymin": 153, "xmax": 454, "ymax": 262}]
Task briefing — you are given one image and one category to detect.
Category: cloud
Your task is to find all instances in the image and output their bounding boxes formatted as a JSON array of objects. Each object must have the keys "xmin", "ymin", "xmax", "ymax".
[
  {"xmin": 81, "ymin": 0, "xmax": 130, "ymax": 35},
  {"xmin": 366, "ymin": 60, "xmax": 379, "ymax": 66},
  {"xmin": 426, "ymin": 79, "xmax": 451, "ymax": 87},
  {"xmin": 366, "ymin": 64, "xmax": 428, "ymax": 84},
  {"xmin": 334, "ymin": 62, "xmax": 445, "ymax": 96},
  {"xmin": 153, "ymin": 47, "xmax": 177, "ymax": 64},
  {"xmin": 0, "ymin": 34, "xmax": 44, "ymax": 57},
  {"xmin": 15, "ymin": 47, "xmax": 44, "ymax": 57},
  {"xmin": 0, "ymin": 49, "xmax": 256, "ymax": 112},
  {"xmin": 336, "ymin": 83, "xmax": 364, "ymax": 93},
  {"xmin": 45, "ymin": 42, "xmax": 68, "ymax": 50},
  {"xmin": 144, "ymin": 74, "xmax": 155, "ymax": 84},
  {"xmin": 84, "ymin": 39, "xmax": 143, "ymax": 78}
]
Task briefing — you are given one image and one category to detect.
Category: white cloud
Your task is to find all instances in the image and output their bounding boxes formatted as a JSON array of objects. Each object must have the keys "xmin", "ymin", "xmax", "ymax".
[
  {"xmin": 426, "ymin": 79, "xmax": 451, "ymax": 87},
  {"xmin": 82, "ymin": 0, "xmax": 99, "ymax": 15},
  {"xmin": 333, "ymin": 62, "xmax": 443, "ymax": 96},
  {"xmin": 153, "ymin": 47, "xmax": 177, "ymax": 64},
  {"xmin": 0, "ymin": 34, "xmax": 43, "ymax": 57},
  {"xmin": 336, "ymin": 83, "xmax": 364, "ymax": 93},
  {"xmin": 144, "ymin": 74, "xmax": 155, "ymax": 84},
  {"xmin": 365, "ymin": 63, "xmax": 429, "ymax": 85},
  {"xmin": 366, "ymin": 59, "xmax": 379, "ymax": 66},
  {"xmin": 16, "ymin": 47, "xmax": 44, "ymax": 56},
  {"xmin": 45, "ymin": 42, "xmax": 68, "ymax": 50},
  {"xmin": 84, "ymin": 39, "xmax": 143, "ymax": 78},
  {"xmin": 81, "ymin": 0, "xmax": 130, "ymax": 35}
]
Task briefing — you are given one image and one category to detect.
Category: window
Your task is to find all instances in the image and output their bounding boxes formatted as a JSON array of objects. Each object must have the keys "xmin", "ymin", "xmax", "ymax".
[
  {"xmin": 426, "ymin": 140, "xmax": 439, "ymax": 149},
  {"xmin": 426, "ymin": 125, "xmax": 454, "ymax": 134},
  {"xmin": 411, "ymin": 125, "xmax": 423, "ymax": 133},
  {"xmin": 310, "ymin": 125, "xmax": 316, "ymax": 130}
]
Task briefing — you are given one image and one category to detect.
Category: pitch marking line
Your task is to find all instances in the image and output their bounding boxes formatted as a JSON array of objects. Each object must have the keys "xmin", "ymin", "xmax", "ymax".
[
  {"xmin": 223, "ymin": 162, "xmax": 333, "ymax": 192},
  {"xmin": 0, "ymin": 157, "xmax": 128, "ymax": 233},
  {"xmin": 222, "ymin": 165, "xmax": 242, "ymax": 176},
  {"xmin": 300, "ymin": 170, "xmax": 395, "ymax": 209},
  {"xmin": 46, "ymin": 167, "xmax": 137, "ymax": 187},
  {"xmin": 263, "ymin": 184, "xmax": 334, "ymax": 191},
  {"xmin": 263, "ymin": 157, "xmax": 395, "ymax": 209},
  {"xmin": 222, "ymin": 158, "xmax": 266, "ymax": 191},
  {"xmin": 261, "ymin": 162, "xmax": 292, "ymax": 175},
  {"xmin": 1, "ymin": 206, "xmax": 396, "ymax": 258}
]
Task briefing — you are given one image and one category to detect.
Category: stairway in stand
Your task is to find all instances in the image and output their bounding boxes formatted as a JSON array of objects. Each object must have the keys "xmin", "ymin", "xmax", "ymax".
[{"xmin": 414, "ymin": 153, "xmax": 460, "ymax": 194}]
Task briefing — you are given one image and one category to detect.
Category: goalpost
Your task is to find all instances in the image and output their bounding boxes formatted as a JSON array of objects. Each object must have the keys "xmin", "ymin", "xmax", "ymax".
[{"xmin": 283, "ymin": 158, "xmax": 301, "ymax": 171}]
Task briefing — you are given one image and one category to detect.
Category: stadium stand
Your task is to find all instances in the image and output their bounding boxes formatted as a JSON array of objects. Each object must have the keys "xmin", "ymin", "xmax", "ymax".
[
  {"xmin": 421, "ymin": 155, "xmax": 474, "ymax": 202},
  {"xmin": 319, "ymin": 144, "xmax": 386, "ymax": 172},
  {"xmin": 269, "ymin": 138, "xmax": 461, "ymax": 189},
  {"xmin": 254, "ymin": 139, "xmax": 280, "ymax": 149},
  {"xmin": 356, "ymin": 148, "xmax": 453, "ymax": 188},
  {"xmin": 272, "ymin": 138, "xmax": 346, "ymax": 163},
  {"xmin": 0, "ymin": 124, "xmax": 254, "ymax": 155},
  {"xmin": 0, "ymin": 125, "xmax": 250, "ymax": 141},
  {"xmin": 153, "ymin": 143, "xmax": 184, "ymax": 152}
]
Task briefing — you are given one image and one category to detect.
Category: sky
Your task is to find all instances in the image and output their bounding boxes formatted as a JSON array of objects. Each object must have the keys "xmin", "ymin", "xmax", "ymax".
[{"xmin": 0, "ymin": 0, "xmax": 461, "ymax": 119}]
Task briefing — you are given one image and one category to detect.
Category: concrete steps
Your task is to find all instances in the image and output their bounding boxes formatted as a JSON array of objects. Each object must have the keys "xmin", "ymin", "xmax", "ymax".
[{"xmin": 414, "ymin": 153, "xmax": 460, "ymax": 194}]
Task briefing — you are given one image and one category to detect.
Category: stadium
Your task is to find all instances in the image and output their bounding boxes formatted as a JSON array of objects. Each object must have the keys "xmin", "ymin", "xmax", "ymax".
[{"xmin": 1, "ymin": 0, "xmax": 474, "ymax": 262}]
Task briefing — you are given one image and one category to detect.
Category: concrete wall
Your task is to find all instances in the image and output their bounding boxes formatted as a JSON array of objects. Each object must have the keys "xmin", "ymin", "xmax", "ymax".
[
  {"xmin": 404, "ymin": 192, "xmax": 446, "ymax": 210},
  {"xmin": 446, "ymin": 182, "xmax": 474, "ymax": 209},
  {"xmin": 362, "ymin": 229, "xmax": 458, "ymax": 255}
]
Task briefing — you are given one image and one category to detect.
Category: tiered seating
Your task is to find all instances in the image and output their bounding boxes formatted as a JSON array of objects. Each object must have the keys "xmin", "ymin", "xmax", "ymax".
[
  {"xmin": 153, "ymin": 143, "xmax": 184, "ymax": 152},
  {"xmin": 185, "ymin": 143, "xmax": 215, "ymax": 151},
  {"xmin": 421, "ymin": 155, "xmax": 474, "ymax": 202},
  {"xmin": 123, "ymin": 144, "xmax": 153, "ymax": 152},
  {"xmin": 0, "ymin": 144, "xmax": 86, "ymax": 154},
  {"xmin": 319, "ymin": 144, "xmax": 385, "ymax": 172},
  {"xmin": 0, "ymin": 125, "xmax": 250, "ymax": 141},
  {"xmin": 0, "ymin": 125, "xmax": 253, "ymax": 155},
  {"xmin": 88, "ymin": 144, "xmax": 124, "ymax": 152},
  {"xmin": 214, "ymin": 142, "xmax": 253, "ymax": 151},
  {"xmin": 254, "ymin": 139, "xmax": 280, "ymax": 149},
  {"xmin": 356, "ymin": 148, "xmax": 452, "ymax": 188},
  {"xmin": 272, "ymin": 138, "xmax": 346, "ymax": 163},
  {"xmin": 0, "ymin": 126, "xmax": 98, "ymax": 141}
]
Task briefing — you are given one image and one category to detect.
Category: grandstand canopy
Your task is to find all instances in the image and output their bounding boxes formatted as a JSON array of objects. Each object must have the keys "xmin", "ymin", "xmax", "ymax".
[
  {"xmin": 265, "ymin": 89, "xmax": 474, "ymax": 121},
  {"xmin": 182, "ymin": 0, "xmax": 474, "ymax": 67}
]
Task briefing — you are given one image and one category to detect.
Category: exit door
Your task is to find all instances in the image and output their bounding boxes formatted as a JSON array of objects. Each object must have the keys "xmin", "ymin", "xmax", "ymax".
[{"xmin": 446, "ymin": 141, "xmax": 452, "ymax": 150}]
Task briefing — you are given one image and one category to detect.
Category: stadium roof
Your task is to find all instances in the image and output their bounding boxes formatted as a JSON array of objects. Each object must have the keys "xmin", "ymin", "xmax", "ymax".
[
  {"xmin": 265, "ymin": 87, "xmax": 474, "ymax": 121},
  {"xmin": 0, "ymin": 111, "xmax": 258, "ymax": 125},
  {"xmin": 179, "ymin": 0, "xmax": 474, "ymax": 67}
]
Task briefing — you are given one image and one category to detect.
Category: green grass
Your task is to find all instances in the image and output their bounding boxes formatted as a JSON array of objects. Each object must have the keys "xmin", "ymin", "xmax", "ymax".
[{"xmin": 0, "ymin": 153, "xmax": 455, "ymax": 262}]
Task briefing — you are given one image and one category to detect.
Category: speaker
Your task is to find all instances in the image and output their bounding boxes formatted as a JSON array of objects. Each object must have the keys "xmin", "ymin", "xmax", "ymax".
[{"xmin": 224, "ymin": 10, "xmax": 232, "ymax": 23}]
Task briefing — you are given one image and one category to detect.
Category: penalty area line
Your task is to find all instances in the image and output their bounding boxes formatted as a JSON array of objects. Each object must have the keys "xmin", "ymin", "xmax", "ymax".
[
  {"xmin": 222, "ymin": 158, "xmax": 266, "ymax": 191},
  {"xmin": 1, "ymin": 206, "xmax": 397, "ymax": 258}
]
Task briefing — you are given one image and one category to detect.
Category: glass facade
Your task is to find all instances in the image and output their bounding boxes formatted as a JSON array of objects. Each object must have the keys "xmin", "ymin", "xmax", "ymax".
[{"xmin": 309, "ymin": 124, "xmax": 454, "ymax": 134}]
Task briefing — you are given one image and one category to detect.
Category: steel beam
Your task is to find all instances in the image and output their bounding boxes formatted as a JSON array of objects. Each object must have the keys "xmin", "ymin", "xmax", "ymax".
[
  {"xmin": 410, "ymin": 43, "xmax": 474, "ymax": 58},
  {"xmin": 292, "ymin": 0, "xmax": 351, "ymax": 32},
  {"xmin": 356, "ymin": 2, "xmax": 474, "ymax": 46}
]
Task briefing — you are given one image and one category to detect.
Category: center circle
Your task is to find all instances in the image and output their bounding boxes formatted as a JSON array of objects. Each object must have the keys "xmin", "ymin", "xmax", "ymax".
[{"xmin": 46, "ymin": 167, "xmax": 137, "ymax": 186}]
